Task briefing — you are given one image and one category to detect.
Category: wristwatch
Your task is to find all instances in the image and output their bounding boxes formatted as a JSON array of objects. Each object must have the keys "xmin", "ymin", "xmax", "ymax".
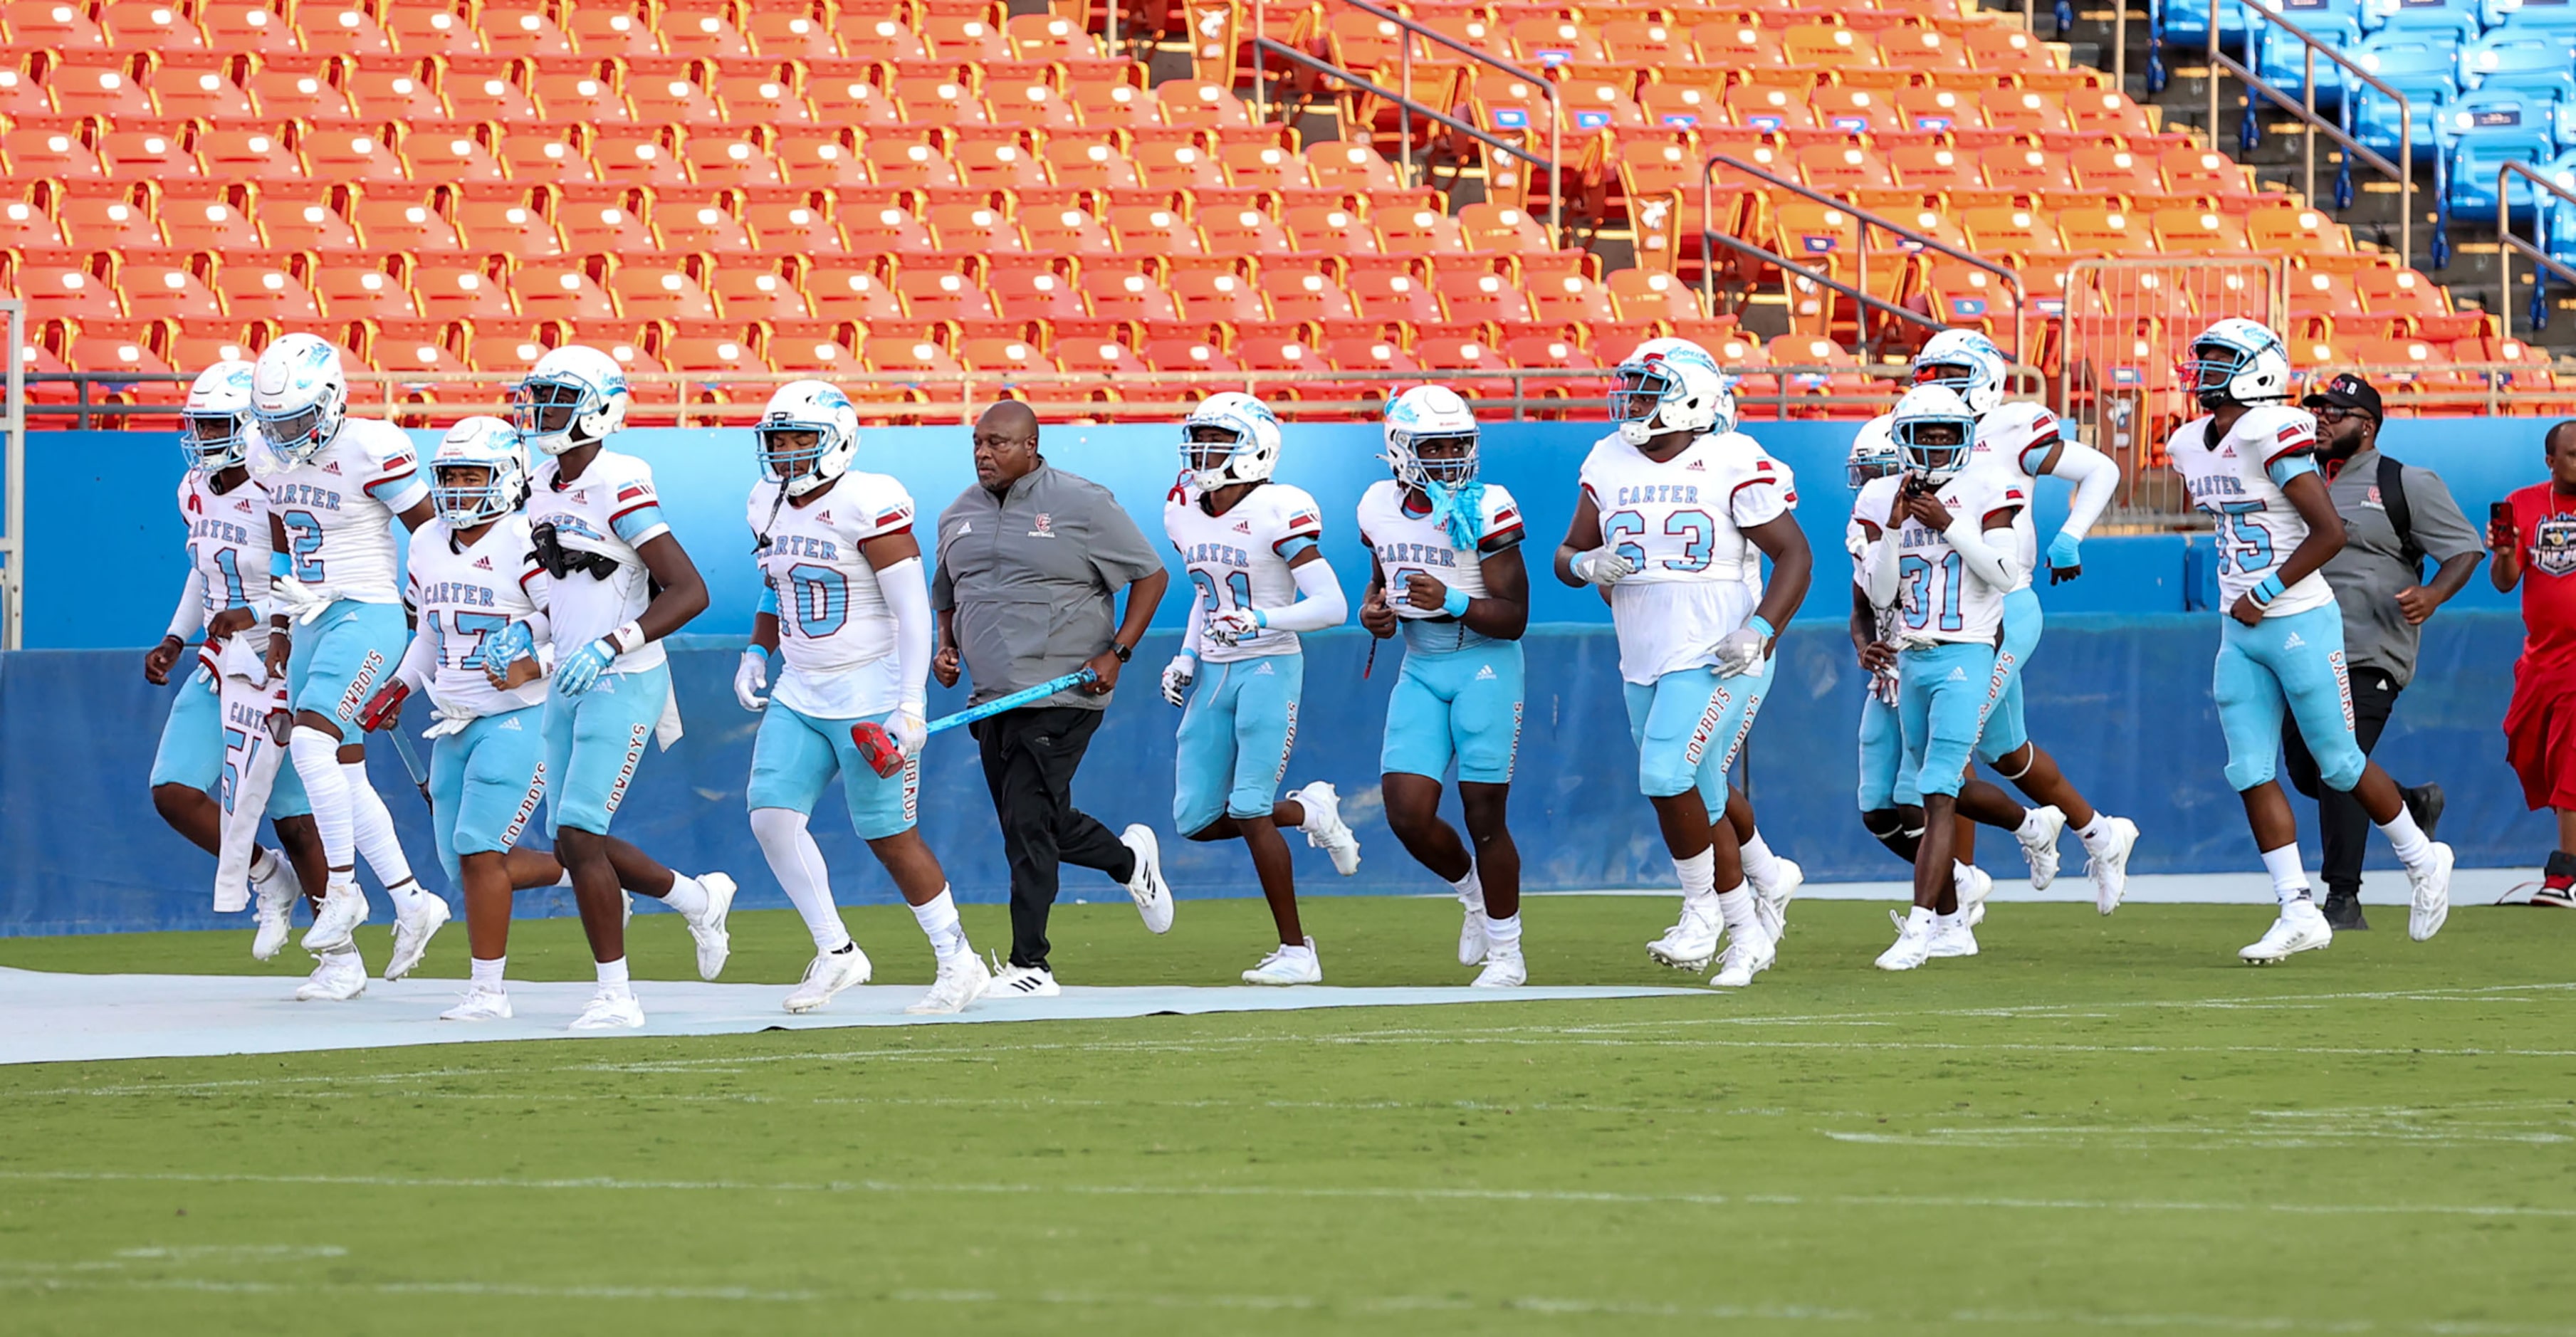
[{"xmin": 1110, "ymin": 640, "xmax": 1133, "ymax": 664}]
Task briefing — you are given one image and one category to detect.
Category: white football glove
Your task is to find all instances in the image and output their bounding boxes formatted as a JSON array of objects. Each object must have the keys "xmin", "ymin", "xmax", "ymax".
[
  {"xmin": 1569, "ymin": 547, "xmax": 1636, "ymax": 587},
  {"xmin": 1713, "ymin": 627, "xmax": 1766, "ymax": 677},
  {"xmin": 1161, "ymin": 652, "xmax": 1197, "ymax": 708},
  {"xmin": 1203, "ymin": 608, "xmax": 1264, "ymax": 646},
  {"xmin": 733, "ymin": 648, "xmax": 769, "ymax": 711},
  {"xmin": 271, "ymin": 575, "xmax": 338, "ymax": 624},
  {"xmin": 890, "ymin": 705, "xmax": 927, "ymax": 758}
]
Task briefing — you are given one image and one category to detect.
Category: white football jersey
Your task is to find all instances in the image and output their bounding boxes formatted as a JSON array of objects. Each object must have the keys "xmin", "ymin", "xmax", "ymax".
[
  {"xmin": 750, "ymin": 470, "xmax": 917, "ymax": 719},
  {"xmin": 1166, "ymin": 481, "xmax": 1325, "ymax": 664},
  {"xmin": 176, "ymin": 470, "xmax": 278, "ymax": 655},
  {"xmin": 1578, "ymin": 430, "xmax": 1791, "ymax": 684},
  {"xmin": 1356, "ymin": 479, "xmax": 1524, "ymax": 656},
  {"xmin": 257, "ymin": 417, "xmax": 425, "ymax": 604},
  {"xmin": 1868, "ymin": 468, "xmax": 2026, "ymax": 645},
  {"xmin": 1962, "ymin": 401, "xmax": 2062, "ymax": 592},
  {"xmin": 528, "ymin": 449, "xmax": 671, "ymax": 674},
  {"xmin": 2167, "ymin": 405, "xmax": 2335, "ymax": 619},
  {"xmin": 406, "ymin": 515, "xmax": 550, "ymax": 719}
]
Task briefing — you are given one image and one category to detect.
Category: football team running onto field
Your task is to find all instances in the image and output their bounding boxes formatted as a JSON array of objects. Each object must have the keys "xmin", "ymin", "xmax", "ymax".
[{"xmin": 143, "ymin": 314, "xmax": 2457, "ymax": 1022}]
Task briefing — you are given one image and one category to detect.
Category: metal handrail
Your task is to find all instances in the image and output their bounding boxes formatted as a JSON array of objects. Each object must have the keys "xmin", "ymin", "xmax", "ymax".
[
  {"xmin": 2206, "ymin": 0, "xmax": 2414, "ymax": 265},
  {"xmin": 1, "ymin": 299, "xmax": 21, "ymax": 650},
  {"xmin": 1700, "ymin": 152, "xmax": 2030, "ymax": 362},
  {"xmin": 1254, "ymin": 0, "xmax": 1562, "ymax": 246},
  {"xmin": 2497, "ymin": 161, "xmax": 2576, "ymax": 340},
  {"xmin": 1700, "ymin": 231, "xmax": 1947, "ymax": 345}
]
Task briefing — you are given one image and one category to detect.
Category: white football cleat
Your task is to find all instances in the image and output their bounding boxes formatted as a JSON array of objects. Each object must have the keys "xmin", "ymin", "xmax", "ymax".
[
  {"xmin": 2015, "ymin": 805, "xmax": 2066, "ymax": 890},
  {"xmin": 1753, "ymin": 857, "xmax": 1802, "ymax": 941},
  {"xmin": 251, "ymin": 879, "xmax": 298, "ymax": 964},
  {"xmin": 1120, "ymin": 824, "xmax": 1174, "ymax": 934},
  {"xmin": 1470, "ymin": 945, "xmax": 1524, "ymax": 988},
  {"xmin": 439, "ymin": 986, "xmax": 513, "ymax": 1022},
  {"xmin": 984, "ymin": 960, "xmax": 1061, "ymax": 999},
  {"xmin": 1457, "ymin": 888, "xmax": 1488, "ymax": 966},
  {"xmin": 907, "ymin": 953, "xmax": 994, "ymax": 1014},
  {"xmin": 2086, "ymin": 816, "xmax": 2139, "ymax": 915},
  {"xmin": 684, "ymin": 872, "xmax": 735, "ymax": 980},
  {"xmin": 1647, "ymin": 896, "xmax": 1720, "ymax": 972},
  {"xmin": 2240, "ymin": 901, "xmax": 2334, "ymax": 965},
  {"xmin": 1956, "ymin": 863, "xmax": 1994, "ymax": 929},
  {"xmin": 783, "ymin": 945, "xmax": 874, "ymax": 1014},
  {"xmin": 1709, "ymin": 929, "xmax": 1775, "ymax": 988},
  {"xmin": 1292, "ymin": 782, "xmax": 1363, "ymax": 876},
  {"xmin": 570, "ymin": 989, "xmax": 646, "ymax": 1029},
  {"xmin": 301, "ymin": 884, "xmax": 367, "ymax": 955},
  {"xmin": 384, "ymin": 889, "xmax": 451, "ymax": 981},
  {"xmin": 1875, "ymin": 911, "xmax": 1935, "ymax": 972},
  {"xmin": 1928, "ymin": 917, "xmax": 1980, "ymax": 959},
  {"xmin": 1242, "ymin": 938, "xmax": 1324, "ymax": 985},
  {"xmin": 294, "ymin": 950, "xmax": 367, "ymax": 1002},
  {"xmin": 2407, "ymin": 841, "xmax": 2454, "ymax": 942}
]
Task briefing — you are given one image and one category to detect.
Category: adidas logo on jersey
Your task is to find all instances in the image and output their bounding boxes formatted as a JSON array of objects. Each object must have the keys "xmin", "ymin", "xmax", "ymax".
[
  {"xmin": 323, "ymin": 461, "xmax": 342, "ymax": 474},
  {"xmin": 1473, "ymin": 664, "xmax": 1497, "ymax": 681},
  {"xmin": 473, "ymin": 556, "xmax": 493, "ymax": 570},
  {"xmin": 1687, "ymin": 459, "xmax": 1706, "ymax": 471},
  {"xmin": 1233, "ymin": 520, "xmax": 1252, "ymax": 534},
  {"xmin": 816, "ymin": 511, "xmax": 832, "ymax": 524},
  {"xmin": 2283, "ymin": 632, "xmax": 2306, "ymax": 649}
]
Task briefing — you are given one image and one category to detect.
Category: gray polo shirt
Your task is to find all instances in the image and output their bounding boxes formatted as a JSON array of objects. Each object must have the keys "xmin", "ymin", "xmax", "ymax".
[
  {"xmin": 931, "ymin": 461, "xmax": 1163, "ymax": 710},
  {"xmin": 2318, "ymin": 445, "xmax": 2483, "ymax": 687}
]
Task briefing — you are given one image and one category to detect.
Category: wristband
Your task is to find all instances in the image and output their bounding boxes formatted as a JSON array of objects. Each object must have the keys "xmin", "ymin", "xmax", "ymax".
[
  {"xmin": 1252, "ymin": 609, "xmax": 1269, "ymax": 629},
  {"xmin": 2249, "ymin": 575, "xmax": 2286, "ymax": 607},
  {"xmin": 608, "ymin": 620, "xmax": 646, "ymax": 654},
  {"xmin": 741, "ymin": 645, "xmax": 767, "ymax": 664},
  {"xmin": 1440, "ymin": 584, "xmax": 1472, "ymax": 617},
  {"xmin": 1746, "ymin": 614, "xmax": 1776, "ymax": 640}
]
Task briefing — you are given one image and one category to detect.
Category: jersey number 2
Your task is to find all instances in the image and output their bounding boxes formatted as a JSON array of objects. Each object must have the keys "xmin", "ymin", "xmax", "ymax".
[{"xmin": 280, "ymin": 510, "xmax": 325, "ymax": 582}]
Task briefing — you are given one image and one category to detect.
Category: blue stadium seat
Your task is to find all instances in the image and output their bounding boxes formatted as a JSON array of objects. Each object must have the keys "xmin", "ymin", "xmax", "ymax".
[
  {"xmin": 2351, "ymin": 33, "xmax": 2462, "ymax": 159},
  {"xmin": 2492, "ymin": 0, "xmax": 2576, "ymax": 33},
  {"xmin": 2535, "ymin": 149, "xmax": 2576, "ymax": 268},
  {"xmin": 2461, "ymin": 30, "xmax": 2576, "ymax": 99},
  {"xmin": 2365, "ymin": 0, "xmax": 2483, "ymax": 45},
  {"xmin": 2253, "ymin": 1, "xmax": 2367, "ymax": 105},
  {"xmin": 2441, "ymin": 89, "xmax": 2557, "ymax": 218},
  {"xmin": 2158, "ymin": 0, "xmax": 2253, "ymax": 68}
]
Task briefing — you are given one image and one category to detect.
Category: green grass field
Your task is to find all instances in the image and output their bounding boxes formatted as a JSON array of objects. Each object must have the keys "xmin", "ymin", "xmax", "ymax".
[{"xmin": 1, "ymin": 895, "xmax": 2571, "ymax": 1336}]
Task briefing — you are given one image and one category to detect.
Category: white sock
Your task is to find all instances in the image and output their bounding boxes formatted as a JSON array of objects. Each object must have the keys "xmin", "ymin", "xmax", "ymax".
[
  {"xmin": 595, "ymin": 955, "xmax": 630, "ymax": 993},
  {"xmin": 470, "ymin": 956, "xmax": 506, "ymax": 990},
  {"xmin": 1673, "ymin": 848, "xmax": 1717, "ymax": 902},
  {"xmin": 1482, "ymin": 911, "xmax": 1521, "ymax": 954},
  {"xmin": 751, "ymin": 808, "xmax": 850, "ymax": 952},
  {"xmin": 2377, "ymin": 808, "xmax": 2431, "ymax": 869},
  {"xmin": 1739, "ymin": 832, "xmax": 1782, "ymax": 889},
  {"xmin": 1905, "ymin": 904, "xmax": 1935, "ymax": 933},
  {"xmin": 1279, "ymin": 939, "xmax": 1315, "ymax": 960},
  {"xmin": 2260, "ymin": 844, "xmax": 2310, "ymax": 905},
  {"xmin": 1449, "ymin": 866, "xmax": 1484, "ymax": 909},
  {"xmin": 289, "ymin": 726, "xmax": 354, "ymax": 868},
  {"xmin": 341, "ymin": 761, "xmax": 417, "ymax": 898},
  {"xmin": 249, "ymin": 846, "xmax": 280, "ymax": 884},
  {"xmin": 1937, "ymin": 909, "xmax": 1962, "ymax": 931},
  {"xmin": 660, "ymin": 871, "xmax": 711, "ymax": 920},
  {"xmin": 1953, "ymin": 859, "xmax": 1979, "ymax": 890},
  {"xmin": 2075, "ymin": 813, "xmax": 2113, "ymax": 849},
  {"xmin": 909, "ymin": 888, "xmax": 970, "ymax": 960},
  {"xmin": 1714, "ymin": 884, "xmax": 1756, "ymax": 935}
]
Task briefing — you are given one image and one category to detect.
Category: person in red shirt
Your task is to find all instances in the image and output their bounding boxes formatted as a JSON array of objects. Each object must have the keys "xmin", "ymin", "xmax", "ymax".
[{"xmin": 2493, "ymin": 421, "xmax": 2576, "ymax": 906}]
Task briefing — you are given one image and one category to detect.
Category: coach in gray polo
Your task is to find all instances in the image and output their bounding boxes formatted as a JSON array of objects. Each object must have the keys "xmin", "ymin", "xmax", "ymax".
[
  {"xmin": 931, "ymin": 401, "xmax": 1173, "ymax": 997},
  {"xmin": 2281, "ymin": 373, "xmax": 2486, "ymax": 929}
]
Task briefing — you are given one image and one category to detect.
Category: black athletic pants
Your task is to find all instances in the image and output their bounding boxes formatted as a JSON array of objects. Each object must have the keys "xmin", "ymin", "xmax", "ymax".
[
  {"xmin": 970, "ymin": 705, "xmax": 1137, "ymax": 970},
  {"xmin": 2281, "ymin": 670, "xmax": 2403, "ymax": 901}
]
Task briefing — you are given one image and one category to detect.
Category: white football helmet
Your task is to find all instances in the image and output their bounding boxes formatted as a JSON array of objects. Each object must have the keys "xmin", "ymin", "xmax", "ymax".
[
  {"xmin": 1847, "ymin": 412, "xmax": 1901, "ymax": 489},
  {"xmin": 1610, "ymin": 345, "xmax": 1732, "ymax": 446},
  {"xmin": 1910, "ymin": 329, "xmax": 2009, "ymax": 418},
  {"xmin": 1181, "ymin": 391, "xmax": 1282, "ymax": 491},
  {"xmin": 180, "ymin": 359, "xmax": 257, "ymax": 471},
  {"xmin": 250, "ymin": 333, "xmax": 348, "ymax": 466},
  {"xmin": 1889, "ymin": 385, "xmax": 1979, "ymax": 484},
  {"xmin": 513, "ymin": 344, "xmax": 629, "ymax": 456},
  {"xmin": 1383, "ymin": 384, "xmax": 1480, "ymax": 488},
  {"xmin": 757, "ymin": 379, "xmax": 860, "ymax": 497},
  {"xmin": 2184, "ymin": 317, "xmax": 2294, "ymax": 411},
  {"xmin": 429, "ymin": 416, "xmax": 529, "ymax": 527}
]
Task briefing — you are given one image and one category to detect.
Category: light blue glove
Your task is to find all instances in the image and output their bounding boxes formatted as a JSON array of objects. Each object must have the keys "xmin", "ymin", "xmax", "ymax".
[
  {"xmin": 2047, "ymin": 532, "xmax": 2083, "ymax": 572},
  {"xmin": 554, "ymin": 637, "xmax": 617, "ymax": 696},
  {"xmin": 486, "ymin": 620, "xmax": 536, "ymax": 673}
]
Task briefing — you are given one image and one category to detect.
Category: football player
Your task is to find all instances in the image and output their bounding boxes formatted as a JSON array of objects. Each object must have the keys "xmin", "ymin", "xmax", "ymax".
[
  {"xmin": 1161, "ymin": 392, "xmax": 1360, "ymax": 984},
  {"xmin": 735, "ymin": 381, "xmax": 993, "ymax": 1016},
  {"xmin": 1557, "ymin": 347, "xmax": 1811, "ymax": 988},
  {"xmin": 1357, "ymin": 387, "xmax": 1531, "ymax": 986},
  {"xmin": 2165, "ymin": 318, "xmax": 2454, "ymax": 963}
]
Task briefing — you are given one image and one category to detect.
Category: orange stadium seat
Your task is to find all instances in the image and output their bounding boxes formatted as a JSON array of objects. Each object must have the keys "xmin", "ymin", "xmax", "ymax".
[
  {"xmin": 805, "ymin": 262, "xmax": 906, "ymax": 321},
  {"xmin": 1019, "ymin": 206, "xmax": 1119, "ymax": 259},
  {"xmin": 389, "ymin": 6, "xmax": 485, "ymax": 58},
  {"xmin": 516, "ymin": 258, "xmax": 621, "ymax": 322},
  {"xmin": 199, "ymin": 3, "xmax": 301, "ymax": 61},
  {"xmin": 1346, "ymin": 266, "xmax": 1446, "ymax": 326},
  {"xmin": 2151, "ymin": 206, "xmax": 2252, "ymax": 254},
  {"xmin": 216, "ymin": 259, "xmax": 325, "ymax": 323},
  {"xmin": 0, "ymin": 199, "xmax": 63, "ymax": 250},
  {"xmin": 750, "ymin": 10, "xmax": 843, "ymax": 61},
  {"xmin": 147, "ymin": 58, "xmax": 256, "ymax": 120},
  {"xmin": 51, "ymin": 58, "xmax": 157, "ymax": 120},
  {"xmin": 5, "ymin": 129, "xmax": 107, "ymax": 182},
  {"xmin": 60, "ymin": 192, "xmax": 162, "ymax": 250},
  {"xmin": 2248, "ymin": 201, "xmax": 2348, "ymax": 252},
  {"xmin": 160, "ymin": 196, "xmax": 265, "ymax": 251},
  {"xmin": 986, "ymin": 265, "xmax": 1087, "ymax": 322},
  {"xmin": 1170, "ymin": 267, "xmax": 1264, "ymax": 325},
  {"xmin": 480, "ymin": 3, "xmax": 577, "ymax": 58},
  {"xmin": 315, "ymin": 264, "xmax": 423, "ymax": 323},
  {"xmin": 528, "ymin": 63, "xmax": 627, "ymax": 122},
  {"xmin": 1197, "ymin": 208, "xmax": 1294, "ymax": 258},
  {"xmin": 1261, "ymin": 268, "xmax": 1362, "ymax": 325},
  {"xmin": 1080, "ymin": 268, "xmax": 1183, "ymax": 323}
]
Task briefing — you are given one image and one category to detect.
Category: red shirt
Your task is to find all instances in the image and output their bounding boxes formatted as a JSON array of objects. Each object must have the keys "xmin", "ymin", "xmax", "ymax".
[{"xmin": 2510, "ymin": 481, "xmax": 2576, "ymax": 670}]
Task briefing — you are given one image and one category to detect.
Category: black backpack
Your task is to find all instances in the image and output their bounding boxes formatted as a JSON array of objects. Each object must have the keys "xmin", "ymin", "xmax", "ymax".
[{"xmin": 2377, "ymin": 452, "xmax": 2425, "ymax": 577}]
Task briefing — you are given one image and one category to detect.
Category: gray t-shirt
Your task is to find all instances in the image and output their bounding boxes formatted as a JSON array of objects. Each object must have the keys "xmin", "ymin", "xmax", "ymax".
[
  {"xmin": 2318, "ymin": 446, "xmax": 2483, "ymax": 687},
  {"xmin": 931, "ymin": 461, "xmax": 1163, "ymax": 710}
]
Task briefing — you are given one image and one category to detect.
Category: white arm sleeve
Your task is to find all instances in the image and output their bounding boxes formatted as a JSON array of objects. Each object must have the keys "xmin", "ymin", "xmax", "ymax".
[
  {"xmin": 1945, "ymin": 517, "xmax": 2026, "ymax": 592},
  {"xmin": 2048, "ymin": 440, "xmax": 2120, "ymax": 544},
  {"xmin": 1260, "ymin": 557, "xmax": 1349, "ymax": 633},
  {"xmin": 393, "ymin": 626, "xmax": 436, "ymax": 693},
  {"xmin": 165, "ymin": 567, "xmax": 206, "ymax": 641},
  {"xmin": 1180, "ymin": 583, "xmax": 1207, "ymax": 657},
  {"xmin": 1866, "ymin": 526, "xmax": 1902, "ymax": 607},
  {"xmin": 873, "ymin": 555, "xmax": 934, "ymax": 713}
]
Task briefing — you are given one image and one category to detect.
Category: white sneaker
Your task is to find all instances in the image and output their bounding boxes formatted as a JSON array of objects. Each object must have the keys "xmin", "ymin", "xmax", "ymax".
[
  {"xmin": 1710, "ymin": 928, "xmax": 1775, "ymax": 987},
  {"xmin": 2240, "ymin": 900, "xmax": 2334, "ymax": 965},
  {"xmin": 1928, "ymin": 917, "xmax": 1980, "ymax": 958},
  {"xmin": 251, "ymin": 862, "xmax": 298, "ymax": 963},
  {"xmin": 684, "ymin": 872, "xmax": 735, "ymax": 980},
  {"xmin": 1875, "ymin": 911, "xmax": 1935, "ymax": 972},
  {"xmin": 783, "ymin": 945, "xmax": 874, "ymax": 1014},
  {"xmin": 2086, "ymin": 816, "xmax": 2138, "ymax": 915},
  {"xmin": 2015, "ymin": 805, "xmax": 2066, "ymax": 890},
  {"xmin": 439, "ymin": 986, "xmax": 513, "ymax": 1021},
  {"xmin": 985, "ymin": 960, "xmax": 1061, "ymax": 999},
  {"xmin": 2407, "ymin": 841, "xmax": 2454, "ymax": 942},
  {"xmin": 570, "ymin": 988, "xmax": 646, "ymax": 1029},
  {"xmin": 1120, "ymin": 824, "xmax": 1174, "ymax": 934},
  {"xmin": 1242, "ymin": 937, "xmax": 1323, "ymax": 985},
  {"xmin": 301, "ymin": 884, "xmax": 367, "ymax": 955},
  {"xmin": 1753, "ymin": 858, "xmax": 1802, "ymax": 942},
  {"xmin": 384, "ymin": 888, "xmax": 451, "ymax": 981},
  {"xmin": 1470, "ymin": 945, "xmax": 1524, "ymax": 987},
  {"xmin": 294, "ymin": 950, "xmax": 367, "ymax": 1002},
  {"xmin": 1457, "ymin": 888, "xmax": 1488, "ymax": 966},
  {"xmin": 1292, "ymin": 782, "xmax": 1362, "ymax": 875},
  {"xmin": 1956, "ymin": 863, "xmax": 1993, "ymax": 929},
  {"xmin": 907, "ymin": 953, "xmax": 994, "ymax": 1014},
  {"xmin": 1647, "ymin": 896, "xmax": 1720, "ymax": 972}
]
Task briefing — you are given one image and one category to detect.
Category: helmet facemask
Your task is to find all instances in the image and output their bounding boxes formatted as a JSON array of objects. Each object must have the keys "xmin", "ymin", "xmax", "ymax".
[
  {"xmin": 253, "ymin": 394, "xmax": 340, "ymax": 465},
  {"xmin": 432, "ymin": 461, "xmax": 507, "ymax": 526},
  {"xmin": 1393, "ymin": 427, "xmax": 1478, "ymax": 488},
  {"xmin": 2186, "ymin": 339, "xmax": 2250, "ymax": 411},
  {"xmin": 182, "ymin": 409, "xmax": 252, "ymax": 471},
  {"xmin": 1895, "ymin": 416, "xmax": 1974, "ymax": 484},
  {"xmin": 1609, "ymin": 362, "xmax": 1678, "ymax": 438},
  {"xmin": 513, "ymin": 375, "xmax": 592, "ymax": 447},
  {"xmin": 1184, "ymin": 424, "xmax": 1244, "ymax": 486}
]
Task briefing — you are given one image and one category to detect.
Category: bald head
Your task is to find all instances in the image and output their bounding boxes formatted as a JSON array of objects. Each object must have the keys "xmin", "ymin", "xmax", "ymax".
[{"xmin": 973, "ymin": 399, "xmax": 1042, "ymax": 493}]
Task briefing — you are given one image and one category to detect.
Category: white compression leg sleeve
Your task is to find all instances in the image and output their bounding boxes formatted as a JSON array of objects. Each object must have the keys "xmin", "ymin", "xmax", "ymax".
[
  {"xmin": 342, "ymin": 761, "xmax": 419, "ymax": 901},
  {"xmin": 289, "ymin": 726, "xmax": 354, "ymax": 869},
  {"xmin": 751, "ymin": 807, "xmax": 852, "ymax": 953}
]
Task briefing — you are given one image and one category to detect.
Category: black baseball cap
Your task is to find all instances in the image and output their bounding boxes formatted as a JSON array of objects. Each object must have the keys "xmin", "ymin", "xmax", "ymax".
[{"xmin": 2302, "ymin": 372, "xmax": 2382, "ymax": 421}]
